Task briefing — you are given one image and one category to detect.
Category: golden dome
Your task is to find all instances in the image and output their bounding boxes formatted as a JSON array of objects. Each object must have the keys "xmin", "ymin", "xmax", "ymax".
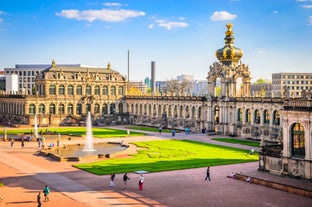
[{"xmin": 215, "ymin": 23, "xmax": 243, "ymax": 66}]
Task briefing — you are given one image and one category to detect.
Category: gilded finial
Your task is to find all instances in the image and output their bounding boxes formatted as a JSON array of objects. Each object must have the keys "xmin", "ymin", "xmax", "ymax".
[
  {"xmin": 52, "ymin": 59, "xmax": 56, "ymax": 67},
  {"xmin": 107, "ymin": 62, "xmax": 111, "ymax": 69},
  {"xmin": 225, "ymin": 22, "xmax": 233, "ymax": 36}
]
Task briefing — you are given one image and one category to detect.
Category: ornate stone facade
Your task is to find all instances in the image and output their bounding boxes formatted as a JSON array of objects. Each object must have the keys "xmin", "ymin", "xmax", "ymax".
[{"xmin": 0, "ymin": 61, "xmax": 128, "ymax": 126}]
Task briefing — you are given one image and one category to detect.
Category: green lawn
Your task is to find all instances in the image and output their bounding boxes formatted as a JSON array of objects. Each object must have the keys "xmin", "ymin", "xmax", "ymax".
[
  {"xmin": 125, "ymin": 126, "xmax": 174, "ymax": 133},
  {"xmin": 75, "ymin": 139, "xmax": 258, "ymax": 175},
  {"xmin": 1, "ymin": 127, "xmax": 145, "ymax": 138},
  {"xmin": 212, "ymin": 138, "xmax": 260, "ymax": 147}
]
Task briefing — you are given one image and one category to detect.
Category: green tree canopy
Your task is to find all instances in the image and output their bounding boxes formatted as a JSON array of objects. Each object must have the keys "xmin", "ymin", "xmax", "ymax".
[{"xmin": 254, "ymin": 78, "xmax": 271, "ymax": 84}]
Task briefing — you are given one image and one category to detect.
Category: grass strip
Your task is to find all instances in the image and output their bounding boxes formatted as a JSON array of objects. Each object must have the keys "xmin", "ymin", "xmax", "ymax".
[
  {"xmin": 1, "ymin": 127, "xmax": 145, "ymax": 138},
  {"xmin": 75, "ymin": 139, "xmax": 258, "ymax": 175},
  {"xmin": 125, "ymin": 126, "xmax": 174, "ymax": 133},
  {"xmin": 212, "ymin": 138, "xmax": 260, "ymax": 147}
]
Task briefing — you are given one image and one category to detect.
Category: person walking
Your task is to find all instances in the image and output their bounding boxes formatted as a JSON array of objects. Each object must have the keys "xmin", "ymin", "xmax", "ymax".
[
  {"xmin": 10, "ymin": 138, "xmax": 14, "ymax": 148},
  {"xmin": 37, "ymin": 192, "xmax": 42, "ymax": 207},
  {"xmin": 205, "ymin": 166, "xmax": 211, "ymax": 181},
  {"xmin": 138, "ymin": 174, "xmax": 144, "ymax": 191},
  {"xmin": 21, "ymin": 136, "xmax": 25, "ymax": 148},
  {"xmin": 37, "ymin": 138, "xmax": 42, "ymax": 150},
  {"xmin": 43, "ymin": 185, "xmax": 50, "ymax": 201},
  {"xmin": 109, "ymin": 173, "xmax": 116, "ymax": 189},
  {"xmin": 159, "ymin": 127, "xmax": 162, "ymax": 134},
  {"xmin": 123, "ymin": 172, "xmax": 130, "ymax": 190}
]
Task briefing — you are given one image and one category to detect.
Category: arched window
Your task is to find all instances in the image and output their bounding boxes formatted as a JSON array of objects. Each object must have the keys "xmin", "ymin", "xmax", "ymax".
[
  {"xmin": 86, "ymin": 104, "xmax": 91, "ymax": 112},
  {"xmin": 94, "ymin": 103, "xmax": 100, "ymax": 113},
  {"xmin": 158, "ymin": 105, "xmax": 162, "ymax": 115},
  {"xmin": 198, "ymin": 107, "xmax": 201, "ymax": 119},
  {"xmin": 111, "ymin": 86, "xmax": 116, "ymax": 95},
  {"xmin": 110, "ymin": 103, "xmax": 116, "ymax": 114},
  {"xmin": 94, "ymin": 86, "xmax": 100, "ymax": 95},
  {"xmin": 185, "ymin": 106, "xmax": 190, "ymax": 118},
  {"xmin": 118, "ymin": 103, "xmax": 123, "ymax": 113},
  {"xmin": 59, "ymin": 85, "xmax": 65, "ymax": 95},
  {"xmin": 49, "ymin": 104, "xmax": 56, "ymax": 114},
  {"xmin": 245, "ymin": 109, "xmax": 251, "ymax": 123},
  {"xmin": 102, "ymin": 104, "xmax": 108, "ymax": 115},
  {"xmin": 29, "ymin": 104, "xmax": 36, "ymax": 114},
  {"xmin": 58, "ymin": 104, "xmax": 64, "ymax": 114},
  {"xmin": 273, "ymin": 110, "xmax": 280, "ymax": 125},
  {"xmin": 263, "ymin": 110, "xmax": 270, "ymax": 124},
  {"xmin": 102, "ymin": 86, "xmax": 108, "ymax": 95},
  {"xmin": 291, "ymin": 123, "xmax": 305, "ymax": 158},
  {"xmin": 39, "ymin": 104, "xmax": 45, "ymax": 114},
  {"xmin": 238, "ymin": 108, "xmax": 243, "ymax": 122},
  {"xmin": 76, "ymin": 85, "xmax": 82, "ymax": 95},
  {"xmin": 254, "ymin": 109, "xmax": 260, "ymax": 124},
  {"xmin": 86, "ymin": 85, "xmax": 91, "ymax": 95},
  {"xmin": 67, "ymin": 104, "xmax": 73, "ymax": 114},
  {"xmin": 191, "ymin": 107, "xmax": 195, "ymax": 118},
  {"xmin": 67, "ymin": 85, "xmax": 74, "ymax": 95},
  {"xmin": 118, "ymin": 86, "xmax": 124, "ymax": 95},
  {"xmin": 76, "ymin": 104, "xmax": 82, "ymax": 115},
  {"xmin": 49, "ymin": 84, "xmax": 56, "ymax": 95}
]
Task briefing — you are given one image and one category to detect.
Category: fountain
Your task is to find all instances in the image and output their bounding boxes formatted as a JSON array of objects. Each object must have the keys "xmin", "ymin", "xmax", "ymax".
[
  {"xmin": 83, "ymin": 111, "xmax": 95, "ymax": 151},
  {"xmin": 34, "ymin": 114, "xmax": 38, "ymax": 138},
  {"xmin": 39, "ymin": 111, "xmax": 129, "ymax": 162}
]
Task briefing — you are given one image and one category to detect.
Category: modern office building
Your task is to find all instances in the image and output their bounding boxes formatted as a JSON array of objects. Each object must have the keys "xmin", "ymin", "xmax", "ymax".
[
  {"xmin": 0, "ymin": 71, "xmax": 5, "ymax": 91},
  {"xmin": 4, "ymin": 64, "xmax": 83, "ymax": 95},
  {"xmin": 272, "ymin": 73, "xmax": 312, "ymax": 98}
]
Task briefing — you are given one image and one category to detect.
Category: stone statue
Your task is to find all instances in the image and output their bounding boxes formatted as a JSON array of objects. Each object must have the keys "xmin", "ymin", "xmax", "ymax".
[{"xmin": 283, "ymin": 85, "xmax": 290, "ymax": 98}]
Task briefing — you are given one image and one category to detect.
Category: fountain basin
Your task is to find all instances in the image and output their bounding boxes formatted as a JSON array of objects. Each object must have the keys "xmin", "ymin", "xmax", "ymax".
[{"xmin": 39, "ymin": 142, "xmax": 128, "ymax": 162}]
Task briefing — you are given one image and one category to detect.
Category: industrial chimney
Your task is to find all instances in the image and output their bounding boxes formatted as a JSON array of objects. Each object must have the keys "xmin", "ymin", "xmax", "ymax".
[{"xmin": 151, "ymin": 61, "xmax": 156, "ymax": 93}]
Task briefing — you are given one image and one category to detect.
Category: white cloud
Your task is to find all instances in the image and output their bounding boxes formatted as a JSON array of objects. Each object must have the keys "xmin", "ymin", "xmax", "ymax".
[
  {"xmin": 273, "ymin": 10, "xmax": 278, "ymax": 14},
  {"xmin": 148, "ymin": 24, "xmax": 154, "ymax": 29},
  {"xmin": 309, "ymin": 16, "xmax": 312, "ymax": 25},
  {"xmin": 155, "ymin": 19, "xmax": 189, "ymax": 30},
  {"xmin": 0, "ymin": 18, "xmax": 3, "ymax": 23},
  {"xmin": 103, "ymin": 2, "xmax": 122, "ymax": 7},
  {"xmin": 296, "ymin": 0, "xmax": 312, "ymax": 2},
  {"xmin": 210, "ymin": 11, "xmax": 237, "ymax": 21},
  {"xmin": 302, "ymin": 4, "xmax": 312, "ymax": 8},
  {"xmin": 56, "ymin": 9, "xmax": 145, "ymax": 22}
]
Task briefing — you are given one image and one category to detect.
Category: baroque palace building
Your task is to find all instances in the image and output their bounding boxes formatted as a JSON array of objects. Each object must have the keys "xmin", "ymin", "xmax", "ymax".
[
  {"xmin": 0, "ymin": 61, "xmax": 128, "ymax": 126},
  {"xmin": 0, "ymin": 23, "xmax": 311, "ymax": 180}
]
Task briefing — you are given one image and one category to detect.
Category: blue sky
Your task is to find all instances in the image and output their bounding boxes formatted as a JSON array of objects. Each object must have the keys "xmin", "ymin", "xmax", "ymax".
[{"xmin": 0, "ymin": 0, "xmax": 311, "ymax": 82}]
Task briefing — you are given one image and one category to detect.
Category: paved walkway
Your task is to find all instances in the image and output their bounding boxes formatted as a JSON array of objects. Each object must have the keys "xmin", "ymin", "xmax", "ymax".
[{"xmin": 0, "ymin": 126, "xmax": 311, "ymax": 207}]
